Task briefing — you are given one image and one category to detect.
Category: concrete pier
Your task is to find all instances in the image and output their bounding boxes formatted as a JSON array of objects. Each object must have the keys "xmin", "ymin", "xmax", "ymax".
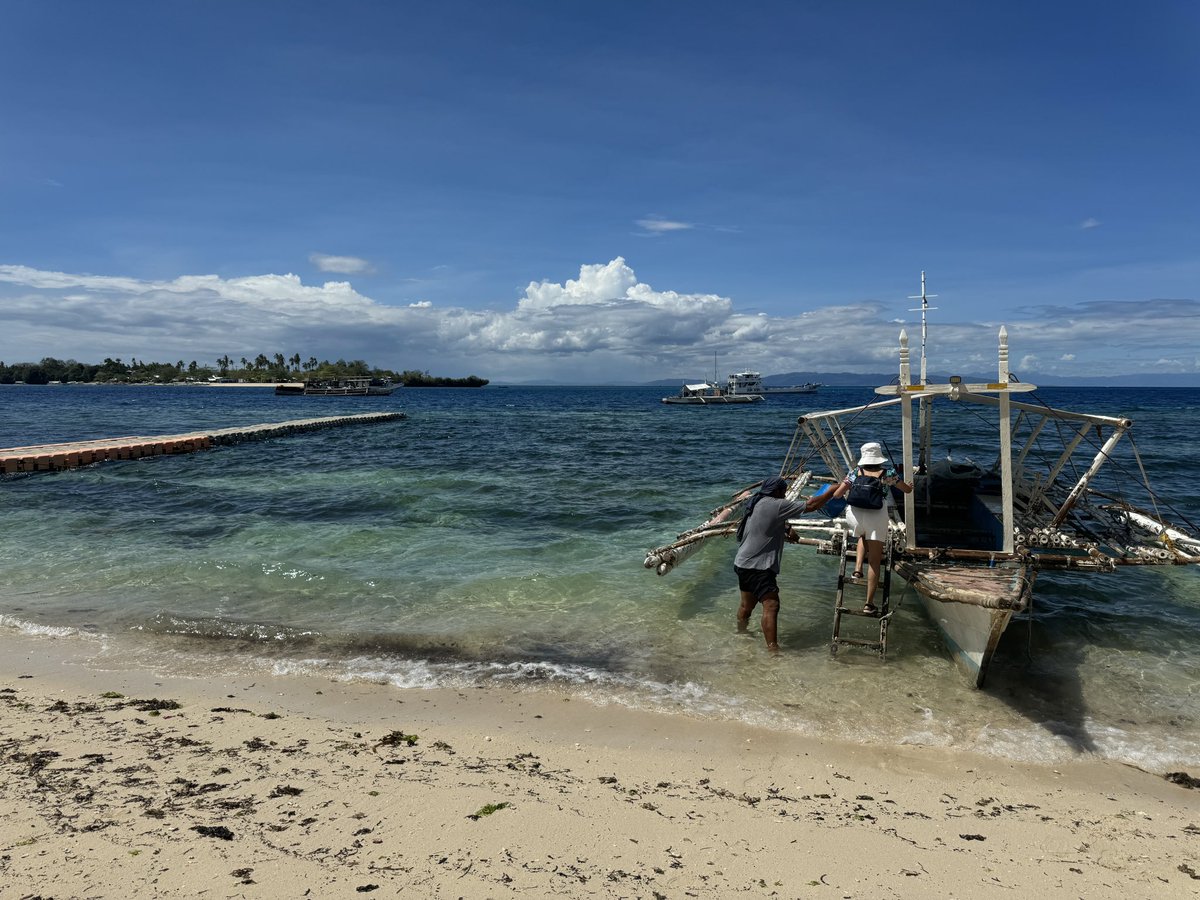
[{"xmin": 0, "ymin": 412, "xmax": 406, "ymax": 476}]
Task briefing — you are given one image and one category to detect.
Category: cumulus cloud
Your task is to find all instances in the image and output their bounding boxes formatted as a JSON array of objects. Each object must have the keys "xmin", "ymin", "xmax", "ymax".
[
  {"xmin": 309, "ymin": 253, "xmax": 373, "ymax": 274},
  {"xmin": 0, "ymin": 261, "xmax": 1197, "ymax": 382}
]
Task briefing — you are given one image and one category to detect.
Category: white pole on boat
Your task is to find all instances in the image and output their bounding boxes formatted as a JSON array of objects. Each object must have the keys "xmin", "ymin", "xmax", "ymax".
[
  {"xmin": 908, "ymin": 272, "xmax": 938, "ymax": 474},
  {"xmin": 899, "ymin": 329, "xmax": 917, "ymax": 549},
  {"xmin": 907, "ymin": 271, "xmax": 939, "ymax": 386},
  {"xmin": 998, "ymin": 326, "xmax": 1015, "ymax": 553}
]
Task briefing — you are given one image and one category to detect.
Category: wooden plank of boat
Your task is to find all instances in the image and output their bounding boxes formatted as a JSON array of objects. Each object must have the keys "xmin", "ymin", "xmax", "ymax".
[{"xmin": 893, "ymin": 560, "xmax": 1034, "ymax": 610}]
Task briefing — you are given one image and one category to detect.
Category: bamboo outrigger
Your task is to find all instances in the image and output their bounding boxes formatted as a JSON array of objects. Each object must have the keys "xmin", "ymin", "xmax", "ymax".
[{"xmin": 646, "ymin": 276, "xmax": 1200, "ymax": 687}]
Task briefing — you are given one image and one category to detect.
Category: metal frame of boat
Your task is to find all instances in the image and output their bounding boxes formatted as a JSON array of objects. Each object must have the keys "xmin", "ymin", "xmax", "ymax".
[
  {"xmin": 275, "ymin": 377, "xmax": 396, "ymax": 396},
  {"xmin": 646, "ymin": 277, "xmax": 1200, "ymax": 687}
]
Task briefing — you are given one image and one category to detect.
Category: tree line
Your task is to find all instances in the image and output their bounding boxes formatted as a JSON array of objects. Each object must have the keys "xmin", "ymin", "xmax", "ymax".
[{"xmin": 0, "ymin": 355, "xmax": 487, "ymax": 387}]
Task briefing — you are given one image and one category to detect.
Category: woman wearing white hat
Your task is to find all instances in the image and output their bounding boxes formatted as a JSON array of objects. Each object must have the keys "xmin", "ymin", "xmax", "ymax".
[{"xmin": 810, "ymin": 442, "xmax": 912, "ymax": 614}]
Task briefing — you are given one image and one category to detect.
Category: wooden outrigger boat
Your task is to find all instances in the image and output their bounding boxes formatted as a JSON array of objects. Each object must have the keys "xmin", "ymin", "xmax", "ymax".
[
  {"xmin": 275, "ymin": 377, "xmax": 396, "ymax": 396},
  {"xmin": 662, "ymin": 382, "xmax": 762, "ymax": 405},
  {"xmin": 646, "ymin": 277, "xmax": 1200, "ymax": 687}
]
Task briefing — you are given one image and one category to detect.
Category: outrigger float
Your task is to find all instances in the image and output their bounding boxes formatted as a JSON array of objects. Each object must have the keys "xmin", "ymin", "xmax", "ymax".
[{"xmin": 645, "ymin": 275, "xmax": 1200, "ymax": 687}]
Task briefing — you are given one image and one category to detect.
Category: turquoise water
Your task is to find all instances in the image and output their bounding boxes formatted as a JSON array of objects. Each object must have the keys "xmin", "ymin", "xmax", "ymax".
[{"xmin": 2, "ymin": 383, "xmax": 1198, "ymax": 771}]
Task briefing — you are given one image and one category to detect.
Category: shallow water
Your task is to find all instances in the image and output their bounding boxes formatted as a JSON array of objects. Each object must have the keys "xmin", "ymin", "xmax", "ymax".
[{"xmin": 2, "ymin": 382, "xmax": 1198, "ymax": 771}]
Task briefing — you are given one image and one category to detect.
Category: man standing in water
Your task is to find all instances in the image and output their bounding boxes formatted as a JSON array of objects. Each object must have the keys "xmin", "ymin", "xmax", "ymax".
[{"xmin": 733, "ymin": 475, "xmax": 818, "ymax": 651}]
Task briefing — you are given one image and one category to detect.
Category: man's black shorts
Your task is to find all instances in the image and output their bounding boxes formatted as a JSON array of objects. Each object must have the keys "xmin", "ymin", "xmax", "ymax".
[{"xmin": 734, "ymin": 565, "xmax": 779, "ymax": 601}]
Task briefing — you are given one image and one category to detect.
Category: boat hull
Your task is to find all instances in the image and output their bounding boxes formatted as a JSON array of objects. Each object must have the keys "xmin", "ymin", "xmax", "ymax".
[
  {"xmin": 894, "ymin": 559, "xmax": 1035, "ymax": 688},
  {"xmin": 662, "ymin": 394, "xmax": 762, "ymax": 405},
  {"xmin": 275, "ymin": 379, "xmax": 396, "ymax": 396},
  {"xmin": 762, "ymin": 384, "xmax": 820, "ymax": 394},
  {"xmin": 302, "ymin": 386, "xmax": 396, "ymax": 396}
]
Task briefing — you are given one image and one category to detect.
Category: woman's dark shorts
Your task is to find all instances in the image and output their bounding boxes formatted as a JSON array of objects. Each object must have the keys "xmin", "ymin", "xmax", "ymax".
[{"xmin": 734, "ymin": 565, "xmax": 780, "ymax": 601}]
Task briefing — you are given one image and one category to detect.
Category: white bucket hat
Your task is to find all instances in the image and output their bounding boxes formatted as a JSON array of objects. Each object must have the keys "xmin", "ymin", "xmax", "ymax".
[{"xmin": 858, "ymin": 442, "xmax": 887, "ymax": 466}]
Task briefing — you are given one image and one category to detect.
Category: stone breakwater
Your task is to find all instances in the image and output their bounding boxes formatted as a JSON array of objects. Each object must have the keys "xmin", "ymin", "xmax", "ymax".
[{"xmin": 0, "ymin": 412, "xmax": 406, "ymax": 476}]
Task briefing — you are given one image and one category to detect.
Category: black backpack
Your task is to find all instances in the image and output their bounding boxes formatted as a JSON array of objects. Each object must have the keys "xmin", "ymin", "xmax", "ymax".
[{"xmin": 846, "ymin": 470, "xmax": 885, "ymax": 509}]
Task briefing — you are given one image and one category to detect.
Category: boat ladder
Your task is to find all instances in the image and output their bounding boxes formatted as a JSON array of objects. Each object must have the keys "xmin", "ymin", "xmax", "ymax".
[{"xmin": 831, "ymin": 533, "xmax": 894, "ymax": 659}]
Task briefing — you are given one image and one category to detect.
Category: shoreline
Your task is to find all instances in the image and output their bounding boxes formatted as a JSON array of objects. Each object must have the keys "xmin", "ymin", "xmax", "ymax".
[{"xmin": 1, "ymin": 630, "xmax": 1196, "ymax": 897}]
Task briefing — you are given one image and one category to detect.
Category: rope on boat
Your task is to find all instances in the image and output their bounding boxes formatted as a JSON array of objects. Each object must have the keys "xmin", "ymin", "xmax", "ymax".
[{"xmin": 1126, "ymin": 434, "xmax": 1200, "ymax": 559}]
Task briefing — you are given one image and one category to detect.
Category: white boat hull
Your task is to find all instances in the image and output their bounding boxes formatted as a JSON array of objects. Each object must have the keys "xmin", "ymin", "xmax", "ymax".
[{"xmin": 895, "ymin": 560, "xmax": 1035, "ymax": 687}]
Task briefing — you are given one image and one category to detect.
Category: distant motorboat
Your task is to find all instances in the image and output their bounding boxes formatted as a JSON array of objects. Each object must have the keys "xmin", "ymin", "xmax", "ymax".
[
  {"xmin": 727, "ymin": 371, "xmax": 820, "ymax": 396},
  {"xmin": 275, "ymin": 377, "xmax": 396, "ymax": 397},
  {"xmin": 764, "ymin": 382, "xmax": 821, "ymax": 394},
  {"xmin": 662, "ymin": 382, "xmax": 762, "ymax": 405}
]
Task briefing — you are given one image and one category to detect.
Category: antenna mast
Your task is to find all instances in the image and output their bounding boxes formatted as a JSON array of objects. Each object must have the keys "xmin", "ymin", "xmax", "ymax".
[
  {"xmin": 908, "ymin": 271, "xmax": 938, "ymax": 386},
  {"xmin": 907, "ymin": 272, "xmax": 938, "ymax": 474}
]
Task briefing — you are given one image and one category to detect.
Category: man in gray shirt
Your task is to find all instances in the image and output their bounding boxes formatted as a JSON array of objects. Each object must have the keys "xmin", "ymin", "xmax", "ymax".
[{"xmin": 733, "ymin": 475, "xmax": 816, "ymax": 651}]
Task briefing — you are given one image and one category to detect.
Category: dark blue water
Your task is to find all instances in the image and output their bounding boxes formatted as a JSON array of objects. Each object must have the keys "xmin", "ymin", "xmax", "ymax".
[{"xmin": 1, "ymin": 383, "xmax": 1198, "ymax": 770}]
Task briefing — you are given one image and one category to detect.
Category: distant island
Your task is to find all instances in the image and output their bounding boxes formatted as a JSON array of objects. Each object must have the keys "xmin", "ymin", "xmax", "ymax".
[{"xmin": 0, "ymin": 355, "xmax": 488, "ymax": 387}]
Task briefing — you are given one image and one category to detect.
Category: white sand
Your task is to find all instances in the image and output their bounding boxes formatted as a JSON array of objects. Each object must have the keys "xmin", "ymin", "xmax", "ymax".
[{"xmin": 0, "ymin": 631, "xmax": 1196, "ymax": 898}]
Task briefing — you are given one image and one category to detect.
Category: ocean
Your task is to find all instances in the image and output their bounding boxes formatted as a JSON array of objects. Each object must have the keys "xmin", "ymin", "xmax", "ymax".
[{"xmin": 2, "ymin": 382, "xmax": 1198, "ymax": 771}]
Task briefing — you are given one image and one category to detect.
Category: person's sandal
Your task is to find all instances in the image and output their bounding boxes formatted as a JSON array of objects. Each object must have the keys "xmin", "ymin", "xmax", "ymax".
[
  {"xmin": 862, "ymin": 603, "xmax": 880, "ymax": 616},
  {"xmin": 851, "ymin": 571, "xmax": 864, "ymax": 579}
]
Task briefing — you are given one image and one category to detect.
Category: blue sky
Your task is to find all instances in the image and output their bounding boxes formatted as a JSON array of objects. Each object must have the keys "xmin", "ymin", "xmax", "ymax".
[{"xmin": 2, "ymin": 1, "xmax": 1198, "ymax": 383}]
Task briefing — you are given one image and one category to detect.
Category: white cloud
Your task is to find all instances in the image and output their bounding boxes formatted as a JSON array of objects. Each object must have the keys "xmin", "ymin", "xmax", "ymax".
[
  {"xmin": 309, "ymin": 253, "xmax": 373, "ymax": 274},
  {"xmin": 635, "ymin": 216, "xmax": 693, "ymax": 236},
  {"xmin": 0, "ymin": 260, "xmax": 1198, "ymax": 383},
  {"xmin": 1080, "ymin": 217, "xmax": 1101, "ymax": 229}
]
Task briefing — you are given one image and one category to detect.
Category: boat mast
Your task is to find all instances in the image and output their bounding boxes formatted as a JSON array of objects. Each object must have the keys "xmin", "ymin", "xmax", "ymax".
[
  {"xmin": 898, "ymin": 329, "xmax": 917, "ymax": 549},
  {"xmin": 908, "ymin": 272, "xmax": 937, "ymax": 474},
  {"xmin": 998, "ymin": 326, "xmax": 1015, "ymax": 553}
]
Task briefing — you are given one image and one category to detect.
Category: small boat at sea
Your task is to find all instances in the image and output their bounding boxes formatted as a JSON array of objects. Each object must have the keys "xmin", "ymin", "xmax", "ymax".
[
  {"xmin": 727, "ymin": 371, "xmax": 820, "ymax": 396},
  {"xmin": 662, "ymin": 382, "xmax": 763, "ymax": 405},
  {"xmin": 646, "ymin": 275, "xmax": 1200, "ymax": 687},
  {"xmin": 275, "ymin": 377, "xmax": 396, "ymax": 396}
]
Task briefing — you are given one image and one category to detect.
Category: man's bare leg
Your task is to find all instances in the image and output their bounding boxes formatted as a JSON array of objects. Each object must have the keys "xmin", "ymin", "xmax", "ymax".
[
  {"xmin": 761, "ymin": 593, "xmax": 780, "ymax": 651},
  {"xmin": 736, "ymin": 591, "xmax": 756, "ymax": 632}
]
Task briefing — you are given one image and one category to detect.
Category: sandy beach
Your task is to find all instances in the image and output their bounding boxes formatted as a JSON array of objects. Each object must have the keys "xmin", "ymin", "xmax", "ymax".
[{"xmin": 0, "ymin": 632, "xmax": 1194, "ymax": 899}]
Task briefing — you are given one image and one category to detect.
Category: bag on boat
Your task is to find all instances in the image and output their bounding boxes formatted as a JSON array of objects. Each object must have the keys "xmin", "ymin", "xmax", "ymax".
[{"xmin": 846, "ymin": 472, "xmax": 885, "ymax": 510}]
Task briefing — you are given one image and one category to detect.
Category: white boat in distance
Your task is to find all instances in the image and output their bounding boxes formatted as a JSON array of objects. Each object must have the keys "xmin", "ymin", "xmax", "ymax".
[
  {"xmin": 727, "ymin": 371, "xmax": 821, "ymax": 395},
  {"xmin": 646, "ymin": 276, "xmax": 1200, "ymax": 687},
  {"xmin": 275, "ymin": 377, "xmax": 396, "ymax": 396},
  {"xmin": 661, "ymin": 382, "xmax": 763, "ymax": 405}
]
